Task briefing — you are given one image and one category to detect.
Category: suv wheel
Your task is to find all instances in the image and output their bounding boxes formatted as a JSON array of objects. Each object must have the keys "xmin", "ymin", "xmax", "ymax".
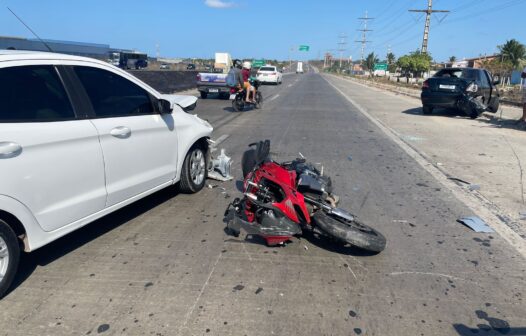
[
  {"xmin": 0, "ymin": 219, "xmax": 20, "ymax": 298},
  {"xmin": 179, "ymin": 145, "xmax": 207, "ymax": 193},
  {"xmin": 422, "ymin": 105, "xmax": 433, "ymax": 115},
  {"xmin": 200, "ymin": 92, "xmax": 208, "ymax": 99}
]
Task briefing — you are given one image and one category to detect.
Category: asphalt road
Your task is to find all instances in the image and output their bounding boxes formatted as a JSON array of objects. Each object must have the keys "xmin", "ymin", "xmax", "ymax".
[{"xmin": 1, "ymin": 71, "xmax": 525, "ymax": 336}]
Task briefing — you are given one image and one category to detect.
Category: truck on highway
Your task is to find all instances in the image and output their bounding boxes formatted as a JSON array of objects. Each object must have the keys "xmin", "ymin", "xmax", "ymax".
[
  {"xmin": 197, "ymin": 52, "xmax": 232, "ymax": 99},
  {"xmin": 296, "ymin": 61, "xmax": 303, "ymax": 74}
]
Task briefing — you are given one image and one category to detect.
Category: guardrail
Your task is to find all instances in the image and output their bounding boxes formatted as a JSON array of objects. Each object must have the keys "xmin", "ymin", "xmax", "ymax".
[{"xmin": 127, "ymin": 70, "xmax": 198, "ymax": 93}]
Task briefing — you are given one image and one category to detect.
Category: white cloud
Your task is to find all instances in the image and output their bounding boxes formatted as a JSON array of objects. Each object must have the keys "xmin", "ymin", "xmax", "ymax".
[{"xmin": 204, "ymin": 0, "xmax": 235, "ymax": 8}]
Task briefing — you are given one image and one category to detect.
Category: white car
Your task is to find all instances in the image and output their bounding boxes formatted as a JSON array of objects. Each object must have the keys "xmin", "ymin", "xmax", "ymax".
[
  {"xmin": 256, "ymin": 65, "xmax": 283, "ymax": 85},
  {"xmin": 0, "ymin": 51, "xmax": 212, "ymax": 297}
]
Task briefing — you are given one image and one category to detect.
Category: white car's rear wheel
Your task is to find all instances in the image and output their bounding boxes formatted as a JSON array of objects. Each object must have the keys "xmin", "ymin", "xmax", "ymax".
[{"xmin": 0, "ymin": 219, "xmax": 20, "ymax": 298}]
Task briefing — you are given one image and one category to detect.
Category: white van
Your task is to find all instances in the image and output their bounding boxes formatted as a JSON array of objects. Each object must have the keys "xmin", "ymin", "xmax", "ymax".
[{"xmin": 296, "ymin": 62, "xmax": 303, "ymax": 74}]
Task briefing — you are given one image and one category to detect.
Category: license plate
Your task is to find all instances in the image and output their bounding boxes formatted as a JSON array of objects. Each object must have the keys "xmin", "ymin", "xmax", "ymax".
[
  {"xmin": 229, "ymin": 94, "xmax": 236, "ymax": 100},
  {"xmin": 263, "ymin": 74, "xmax": 268, "ymax": 76},
  {"xmin": 439, "ymin": 84, "xmax": 456, "ymax": 90},
  {"xmin": 208, "ymin": 88, "xmax": 219, "ymax": 93}
]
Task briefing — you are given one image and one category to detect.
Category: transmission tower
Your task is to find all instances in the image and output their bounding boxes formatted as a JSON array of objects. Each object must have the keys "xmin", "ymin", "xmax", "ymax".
[
  {"xmin": 337, "ymin": 33, "xmax": 348, "ymax": 68},
  {"xmin": 409, "ymin": 0, "xmax": 449, "ymax": 53},
  {"xmin": 355, "ymin": 11, "xmax": 373, "ymax": 63}
]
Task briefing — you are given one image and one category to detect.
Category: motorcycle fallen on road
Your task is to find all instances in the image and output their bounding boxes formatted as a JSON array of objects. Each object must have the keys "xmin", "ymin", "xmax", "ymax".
[
  {"xmin": 224, "ymin": 140, "xmax": 386, "ymax": 253},
  {"xmin": 230, "ymin": 78, "xmax": 263, "ymax": 112}
]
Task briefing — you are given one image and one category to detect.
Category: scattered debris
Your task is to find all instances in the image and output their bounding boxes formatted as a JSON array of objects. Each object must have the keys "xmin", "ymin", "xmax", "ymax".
[
  {"xmin": 519, "ymin": 211, "xmax": 526, "ymax": 221},
  {"xmin": 393, "ymin": 220, "xmax": 408, "ymax": 223},
  {"xmin": 303, "ymin": 245, "xmax": 309, "ymax": 251},
  {"xmin": 436, "ymin": 162, "xmax": 444, "ymax": 166},
  {"xmin": 255, "ymin": 287, "xmax": 263, "ymax": 294},
  {"xmin": 279, "ymin": 293, "xmax": 284, "ymax": 297},
  {"xmin": 232, "ymin": 284, "xmax": 245, "ymax": 292},
  {"xmin": 457, "ymin": 216, "xmax": 494, "ymax": 233},
  {"xmin": 448, "ymin": 177, "xmax": 470, "ymax": 185},
  {"xmin": 468, "ymin": 184, "xmax": 481, "ymax": 191},
  {"xmin": 208, "ymin": 148, "xmax": 233, "ymax": 182},
  {"xmin": 207, "ymin": 184, "xmax": 218, "ymax": 189},
  {"xmin": 348, "ymin": 155, "xmax": 353, "ymax": 161},
  {"xmin": 97, "ymin": 324, "xmax": 110, "ymax": 333}
]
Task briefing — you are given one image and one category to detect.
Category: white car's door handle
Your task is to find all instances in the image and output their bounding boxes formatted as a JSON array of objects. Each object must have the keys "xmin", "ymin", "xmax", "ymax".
[
  {"xmin": 110, "ymin": 126, "xmax": 131, "ymax": 139},
  {"xmin": 0, "ymin": 142, "xmax": 22, "ymax": 158}
]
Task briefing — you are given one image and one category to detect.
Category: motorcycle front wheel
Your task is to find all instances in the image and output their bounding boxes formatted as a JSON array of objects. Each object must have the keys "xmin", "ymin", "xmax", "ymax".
[
  {"xmin": 254, "ymin": 91, "xmax": 263, "ymax": 109},
  {"xmin": 312, "ymin": 212, "xmax": 386, "ymax": 252}
]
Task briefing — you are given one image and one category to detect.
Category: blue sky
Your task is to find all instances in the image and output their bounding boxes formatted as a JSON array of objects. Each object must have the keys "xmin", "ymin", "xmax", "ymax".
[{"xmin": 0, "ymin": 0, "xmax": 525, "ymax": 62}]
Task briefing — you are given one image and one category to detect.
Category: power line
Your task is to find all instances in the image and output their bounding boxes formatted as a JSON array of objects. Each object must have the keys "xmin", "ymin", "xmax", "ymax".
[
  {"xmin": 355, "ymin": 11, "xmax": 374, "ymax": 62},
  {"xmin": 409, "ymin": 0, "xmax": 449, "ymax": 53}
]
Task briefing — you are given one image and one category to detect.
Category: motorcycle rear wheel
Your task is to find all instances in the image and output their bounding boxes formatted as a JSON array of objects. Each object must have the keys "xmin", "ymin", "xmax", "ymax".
[
  {"xmin": 232, "ymin": 98, "xmax": 244, "ymax": 112},
  {"xmin": 312, "ymin": 212, "xmax": 386, "ymax": 252}
]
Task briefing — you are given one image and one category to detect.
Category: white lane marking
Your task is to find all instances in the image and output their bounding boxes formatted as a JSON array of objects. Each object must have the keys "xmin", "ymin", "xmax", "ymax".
[
  {"xmin": 213, "ymin": 134, "xmax": 229, "ymax": 146},
  {"xmin": 268, "ymin": 94, "xmax": 280, "ymax": 102},
  {"xmin": 323, "ymin": 75, "xmax": 526, "ymax": 259}
]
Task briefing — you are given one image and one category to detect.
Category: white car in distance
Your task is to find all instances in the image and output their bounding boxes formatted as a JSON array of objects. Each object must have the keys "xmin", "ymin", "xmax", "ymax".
[
  {"xmin": 256, "ymin": 65, "xmax": 283, "ymax": 85},
  {"xmin": 0, "ymin": 51, "xmax": 212, "ymax": 297}
]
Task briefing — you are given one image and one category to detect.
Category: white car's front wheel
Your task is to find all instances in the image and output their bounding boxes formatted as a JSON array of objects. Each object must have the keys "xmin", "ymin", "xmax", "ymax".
[
  {"xmin": 179, "ymin": 145, "xmax": 207, "ymax": 193},
  {"xmin": 0, "ymin": 219, "xmax": 20, "ymax": 298}
]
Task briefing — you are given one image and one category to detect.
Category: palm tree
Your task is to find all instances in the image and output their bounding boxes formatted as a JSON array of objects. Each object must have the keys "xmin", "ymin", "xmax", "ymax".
[
  {"xmin": 387, "ymin": 52, "xmax": 396, "ymax": 65},
  {"xmin": 498, "ymin": 39, "xmax": 526, "ymax": 69},
  {"xmin": 365, "ymin": 52, "xmax": 379, "ymax": 71},
  {"xmin": 449, "ymin": 56, "xmax": 456, "ymax": 63}
]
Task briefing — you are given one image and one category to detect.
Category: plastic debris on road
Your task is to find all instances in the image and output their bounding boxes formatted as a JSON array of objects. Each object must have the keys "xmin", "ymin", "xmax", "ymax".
[
  {"xmin": 208, "ymin": 148, "xmax": 233, "ymax": 181},
  {"xmin": 468, "ymin": 184, "xmax": 481, "ymax": 191},
  {"xmin": 457, "ymin": 216, "xmax": 494, "ymax": 233}
]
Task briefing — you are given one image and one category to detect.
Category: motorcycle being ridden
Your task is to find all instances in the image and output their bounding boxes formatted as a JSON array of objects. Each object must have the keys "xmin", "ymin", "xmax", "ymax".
[
  {"xmin": 225, "ymin": 140, "xmax": 386, "ymax": 252},
  {"xmin": 230, "ymin": 76, "xmax": 263, "ymax": 111}
]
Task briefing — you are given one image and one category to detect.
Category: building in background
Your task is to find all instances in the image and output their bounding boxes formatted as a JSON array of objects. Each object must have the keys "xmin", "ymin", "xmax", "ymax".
[{"xmin": 0, "ymin": 35, "xmax": 147, "ymax": 67}]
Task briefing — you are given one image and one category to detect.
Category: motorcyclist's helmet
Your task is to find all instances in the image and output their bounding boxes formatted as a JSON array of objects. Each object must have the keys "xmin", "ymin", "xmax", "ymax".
[
  {"xmin": 233, "ymin": 59, "xmax": 242, "ymax": 68},
  {"xmin": 243, "ymin": 61, "xmax": 252, "ymax": 69}
]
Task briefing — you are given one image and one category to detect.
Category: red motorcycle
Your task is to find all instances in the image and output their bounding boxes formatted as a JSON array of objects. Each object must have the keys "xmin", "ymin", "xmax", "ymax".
[{"xmin": 225, "ymin": 140, "xmax": 386, "ymax": 252}]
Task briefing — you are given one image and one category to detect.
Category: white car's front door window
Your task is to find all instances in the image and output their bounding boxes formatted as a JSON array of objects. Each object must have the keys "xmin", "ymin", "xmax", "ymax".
[{"xmin": 73, "ymin": 66, "xmax": 178, "ymax": 206}]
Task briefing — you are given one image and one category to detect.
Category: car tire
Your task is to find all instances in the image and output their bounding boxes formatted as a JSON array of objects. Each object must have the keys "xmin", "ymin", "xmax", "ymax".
[
  {"xmin": 422, "ymin": 105, "xmax": 433, "ymax": 115},
  {"xmin": 179, "ymin": 145, "xmax": 207, "ymax": 194},
  {"xmin": 200, "ymin": 92, "xmax": 208, "ymax": 99},
  {"xmin": 0, "ymin": 219, "xmax": 20, "ymax": 298}
]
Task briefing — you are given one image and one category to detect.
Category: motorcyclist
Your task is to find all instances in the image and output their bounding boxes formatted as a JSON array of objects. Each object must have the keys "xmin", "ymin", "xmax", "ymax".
[
  {"xmin": 232, "ymin": 59, "xmax": 244, "ymax": 91},
  {"xmin": 242, "ymin": 61, "xmax": 256, "ymax": 103}
]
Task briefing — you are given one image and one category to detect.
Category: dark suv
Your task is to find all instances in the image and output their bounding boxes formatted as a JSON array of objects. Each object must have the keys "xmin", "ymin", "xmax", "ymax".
[{"xmin": 421, "ymin": 68, "xmax": 500, "ymax": 118}]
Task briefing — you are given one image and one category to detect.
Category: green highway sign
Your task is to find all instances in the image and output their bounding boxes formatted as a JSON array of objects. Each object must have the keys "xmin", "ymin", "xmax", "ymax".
[
  {"xmin": 298, "ymin": 45, "xmax": 310, "ymax": 52},
  {"xmin": 252, "ymin": 59, "xmax": 265, "ymax": 67},
  {"xmin": 373, "ymin": 63, "xmax": 388, "ymax": 71}
]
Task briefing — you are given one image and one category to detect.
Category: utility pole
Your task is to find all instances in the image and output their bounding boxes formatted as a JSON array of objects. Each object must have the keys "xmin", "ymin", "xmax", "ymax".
[
  {"xmin": 355, "ymin": 11, "xmax": 373, "ymax": 64},
  {"xmin": 409, "ymin": 0, "xmax": 449, "ymax": 53},
  {"xmin": 337, "ymin": 33, "xmax": 348, "ymax": 68}
]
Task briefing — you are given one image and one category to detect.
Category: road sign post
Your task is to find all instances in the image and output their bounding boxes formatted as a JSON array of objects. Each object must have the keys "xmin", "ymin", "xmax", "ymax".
[
  {"xmin": 298, "ymin": 45, "xmax": 310, "ymax": 52},
  {"xmin": 373, "ymin": 63, "xmax": 388, "ymax": 71}
]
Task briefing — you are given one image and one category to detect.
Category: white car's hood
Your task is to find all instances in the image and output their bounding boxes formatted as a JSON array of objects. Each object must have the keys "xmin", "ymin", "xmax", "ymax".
[{"xmin": 161, "ymin": 94, "xmax": 198, "ymax": 110}]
